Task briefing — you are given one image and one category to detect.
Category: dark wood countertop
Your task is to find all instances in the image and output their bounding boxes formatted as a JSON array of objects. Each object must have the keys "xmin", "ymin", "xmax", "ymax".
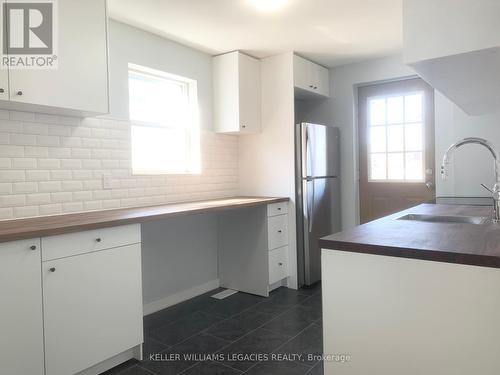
[
  {"xmin": 0, "ymin": 196, "xmax": 289, "ymax": 243},
  {"xmin": 320, "ymin": 203, "xmax": 500, "ymax": 269}
]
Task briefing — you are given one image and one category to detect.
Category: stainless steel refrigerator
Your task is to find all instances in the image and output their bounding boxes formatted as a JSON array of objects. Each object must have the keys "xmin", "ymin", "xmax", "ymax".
[{"xmin": 296, "ymin": 123, "xmax": 341, "ymax": 286}]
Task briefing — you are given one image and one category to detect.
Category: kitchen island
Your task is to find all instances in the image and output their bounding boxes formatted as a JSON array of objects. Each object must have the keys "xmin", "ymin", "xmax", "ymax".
[{"xmin": 320, "ymin": 203, "xmax": 500, "ymax": 375}]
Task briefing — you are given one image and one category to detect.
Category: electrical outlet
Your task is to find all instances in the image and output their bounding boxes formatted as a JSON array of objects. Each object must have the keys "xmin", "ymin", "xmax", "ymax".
[{"xmin": 102, "ymin": 174, "xmax": 112, "ymax": 190}]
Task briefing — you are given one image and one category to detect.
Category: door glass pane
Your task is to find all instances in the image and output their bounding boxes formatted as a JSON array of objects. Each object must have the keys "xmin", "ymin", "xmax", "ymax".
[
  {"xmin": 405, "ymin": 152, "xmax": 423, "ymax": 180},
  {"xmin": 405, "ymin": 123, "xmax": 423, "ymax": 151},
  {"xmin": 387, "ymin": 125, "xmax": 404, "ymax": 152},
  {"xmin": 370, "ymin": 126, "xmax": 386, "ymax": 153},
  {"xmin": 405, "ymin": 93, "xmax": 423, "ymax": 122},
  {"xmin": 387, "ymin": 96, "xmax": 403, "ymax": 124},
  {"xmin": 369, "ymin": 98, "xmax": 386, "ymax": 125},
  {"xmin": 388, "ymin": 153, "xmax": 404, "ymax": 180},
  {"xmin": 370, "ymin": 153, "xmax": 386, "ymax": 180}
]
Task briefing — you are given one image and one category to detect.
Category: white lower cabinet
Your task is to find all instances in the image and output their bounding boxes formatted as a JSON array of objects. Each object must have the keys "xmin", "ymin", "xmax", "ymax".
[
  {"xmin": 0, "ymin": 239, "xmax": 45, "ymax": 375},
  {"xmin": 43, "ymin": 243, "xmax": 143, "ymax": 375}
]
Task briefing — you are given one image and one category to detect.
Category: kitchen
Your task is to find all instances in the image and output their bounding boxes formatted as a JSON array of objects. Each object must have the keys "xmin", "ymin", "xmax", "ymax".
[{"xmin": 0, "ymin": 0, "xmax": 499, "ymax": 375}]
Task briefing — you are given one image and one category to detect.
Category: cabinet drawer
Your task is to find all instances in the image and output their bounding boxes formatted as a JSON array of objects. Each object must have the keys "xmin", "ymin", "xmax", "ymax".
[
  {"xmin": 267, "ymin": 214, "xmax": 288, "ymax": 250},
  {"xmin": 269, "ymin": 246, "xmax": 288, "ymax": 285},
  {"xmin": 267, "ymin": 202, "xmax": 288, "ymax": 217},
  {"xmin": 42, "ymin": 224, "xmax": 141, "ymax": 261}
]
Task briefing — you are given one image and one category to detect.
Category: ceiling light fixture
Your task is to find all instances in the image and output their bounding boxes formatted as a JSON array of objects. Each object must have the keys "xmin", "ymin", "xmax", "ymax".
[{"xmin": 248, "ymin": 0, "xmax": 289, "ymax": 13}]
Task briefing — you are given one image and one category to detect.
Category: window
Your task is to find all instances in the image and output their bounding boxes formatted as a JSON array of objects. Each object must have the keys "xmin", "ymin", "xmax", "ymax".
[
  {"xmin": 128, "ymin": 64, "xmax": 200, "ymax": 175},
  {"xmin": 368, "ymin": 92, "xmax": 425, "ymax": 181}
]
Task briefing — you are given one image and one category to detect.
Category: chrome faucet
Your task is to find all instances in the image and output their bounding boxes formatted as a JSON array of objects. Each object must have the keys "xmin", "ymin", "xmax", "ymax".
[{"xmin": 441, "ymin": 137, "xmax": 500, "ymax": 223}]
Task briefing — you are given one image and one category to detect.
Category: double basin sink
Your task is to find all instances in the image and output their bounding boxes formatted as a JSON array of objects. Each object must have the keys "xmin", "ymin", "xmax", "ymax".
[{"xmin": 397, "ymin": 214, "xmax": 489, "ymax": 225}]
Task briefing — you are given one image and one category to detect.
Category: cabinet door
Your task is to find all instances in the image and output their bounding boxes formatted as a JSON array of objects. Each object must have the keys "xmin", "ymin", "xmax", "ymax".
[
  {"xmin": 238, "ymin": 53, "xmax": 261, "ymax": 133},
  {"xmin": 313, "ymin": 63, "xmax": 330, "ymax": 97},
  {"xmin": 43, "ymin": 244, "xmax": 143, "ymax": 375},
  {"xmin": 293, "ymin": 54, "xmax": 315, "ymax": 92},
  {"xmin": 0, "ymin": 239, "xmax": 44, "ymax": 375},
  {"xmin": 8, "ymin": 0, "xmax": 109, "ymax": 114},
  {"xmin": 0, "ymin": 69, "xmax": 8, "ymax": 101}
]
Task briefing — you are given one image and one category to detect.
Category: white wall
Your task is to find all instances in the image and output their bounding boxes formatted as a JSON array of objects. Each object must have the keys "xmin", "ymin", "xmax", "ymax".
[
  {"xmin": 435, "ymin": 91, "xmax": 500, "ymax": 197},
  {"xmin": 320, "ymin": 54, "xmax": 498, "ymax": 230},
  {"xmin": 141, "ymin": 214, "xmax": 219, "ymax": 314}
]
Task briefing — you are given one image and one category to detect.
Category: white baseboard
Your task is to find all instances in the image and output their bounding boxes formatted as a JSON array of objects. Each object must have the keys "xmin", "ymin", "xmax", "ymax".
[{"xmin": 143, "ymin": 279, "xmax": 220, "ymax": 316}]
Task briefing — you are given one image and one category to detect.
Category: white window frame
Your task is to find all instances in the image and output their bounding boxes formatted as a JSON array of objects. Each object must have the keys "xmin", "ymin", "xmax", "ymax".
[
  {"xmin": 367, "ymin": 90, "xmax": 426, "ymax": 183},
  {"xmin": 128, "ymin": 63, "xmax": 200, "ymax": 175}
]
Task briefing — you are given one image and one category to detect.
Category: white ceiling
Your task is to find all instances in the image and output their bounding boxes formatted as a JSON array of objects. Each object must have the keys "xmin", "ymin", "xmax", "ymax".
[{"xmin": 108, "ymin": 0, "xmax": 403, "ymax": 67}]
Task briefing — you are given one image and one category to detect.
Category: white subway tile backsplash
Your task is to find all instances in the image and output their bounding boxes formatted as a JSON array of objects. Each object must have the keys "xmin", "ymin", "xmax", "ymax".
[
  {"xmin": 26, "ymin": 193, "xmax": 52, "ymax": 205},
  {"xmin": 13, "ymin": 182, "xmax": 37, "ymax": 193},
  {"xmin": 38, "ymin": 181, "xmax": 62, "ymax": 192},
  {"xmin": 13, "ymin": 205, "xmax": 39, "ymax": 218},
  {"xmin": 39, "ymin": 203, "xmax": 62, "ymax": 216},
  {"xmin": 26, "ymin": 170, "xmax": 50, "ymax": 181},
  {"xmin": 1, "ymin": 170, "xmax": 26, "ymax": 182},
  {"xmin": 38, "ymin": 158, "xmax": 61, "ymax": 169},
  {"xmin": 12, "ymin": 158, "xmax": 37, "ymax": 169},
  {"xmin": 25, "ymin": 146, "xmax": 49, "ymax": 158},
  {"xmin": 0, "ymin": 113, "xmax": 239, "ymax": 220}
]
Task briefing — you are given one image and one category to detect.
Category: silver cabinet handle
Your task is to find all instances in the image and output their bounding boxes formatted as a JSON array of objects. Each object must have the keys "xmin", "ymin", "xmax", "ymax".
[
  {"xmin": 49, "ymin": 267, "xmax": 56, "ymax": 272},
  {"xmin": 30, "ymin": 245, "xmax": 37, "ymax": 250}
]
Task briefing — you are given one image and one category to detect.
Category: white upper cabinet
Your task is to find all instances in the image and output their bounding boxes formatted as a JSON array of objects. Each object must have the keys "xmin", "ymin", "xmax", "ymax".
[
  {"xmin": 1, "ymin": 0, "xmax": 109, "ymax": 116},
  {"xmin": 293, "ymin": 55, "xmax": 330, "ymax": 98},
  {"xmin": 403, "ymin": 0, "xmax": 500, "ymax": 115},
  {"xmin": 213, "ymin": 51, "xmax": 261, "ymax": 134}
]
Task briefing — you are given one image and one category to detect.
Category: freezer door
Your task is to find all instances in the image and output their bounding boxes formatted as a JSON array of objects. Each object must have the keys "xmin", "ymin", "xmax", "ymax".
[
  {"xmin": 301, "ymin": 123, "xmax": 340, "ymax": 178},
  {"xmin": 302, "ymin": 176, "xmax": 341, "ymax": 285}
]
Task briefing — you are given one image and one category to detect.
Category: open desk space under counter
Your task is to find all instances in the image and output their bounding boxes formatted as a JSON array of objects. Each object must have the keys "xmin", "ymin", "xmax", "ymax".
[{"xmin": 0, "ymin": 196, "xmax": 291, "ymax": 375}]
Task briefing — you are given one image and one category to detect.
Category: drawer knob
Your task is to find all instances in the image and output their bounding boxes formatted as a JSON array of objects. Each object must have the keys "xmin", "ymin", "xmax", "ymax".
[
  {"xmin": 0, "ymin": 88, "xmax": 4, "ymax": 93},
  {"xmin": 277, "ymin": 207, "xmax": 281, "ymax": 211},
  {"xmin": 95, "ymin": 238, "xmax": 102, "ymax": 242},
  {"xmin": 278, "ymin": 230, "xmax": 282, "ymax": 233},
  {"xmin": 278, "ymin": 262, "xmax": 283, "ymax": 266},
  {"xmin": 49, "ymin": 267, "xmax": 56, "ymax": 272},
  {"xmin": 30, "ymin": 245, "xmax": 37, "ymax": 250},
  {"xmin": 17, "ymin": 90, "xmax": 23, "ymax": 96}
]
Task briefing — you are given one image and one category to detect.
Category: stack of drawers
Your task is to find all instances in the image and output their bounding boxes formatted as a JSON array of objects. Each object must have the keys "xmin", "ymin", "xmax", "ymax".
[{"xmin": 267, "ymin": 202, "xmax": 289, "ymax": 288}]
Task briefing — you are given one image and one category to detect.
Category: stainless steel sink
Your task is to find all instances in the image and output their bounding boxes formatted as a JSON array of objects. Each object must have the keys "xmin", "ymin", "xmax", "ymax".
[{"xmin": 396, "ymin": 214, "xmax": 489, "ymax": 225}]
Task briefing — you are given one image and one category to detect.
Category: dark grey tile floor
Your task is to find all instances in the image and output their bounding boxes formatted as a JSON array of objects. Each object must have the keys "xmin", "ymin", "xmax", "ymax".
[{"xmin": 104, "ymin": 283, "xmax": 322, "ymax": 375}]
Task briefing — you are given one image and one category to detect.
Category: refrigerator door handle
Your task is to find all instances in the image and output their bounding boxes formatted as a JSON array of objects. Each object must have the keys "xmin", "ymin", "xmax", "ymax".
[
  {"xmin": 308, "ymin": 180, "xmax": 315, "ymax": 233},
  {"xmin": 304, "ymin": 179, "xmax": 315, "ymax": 233}
]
